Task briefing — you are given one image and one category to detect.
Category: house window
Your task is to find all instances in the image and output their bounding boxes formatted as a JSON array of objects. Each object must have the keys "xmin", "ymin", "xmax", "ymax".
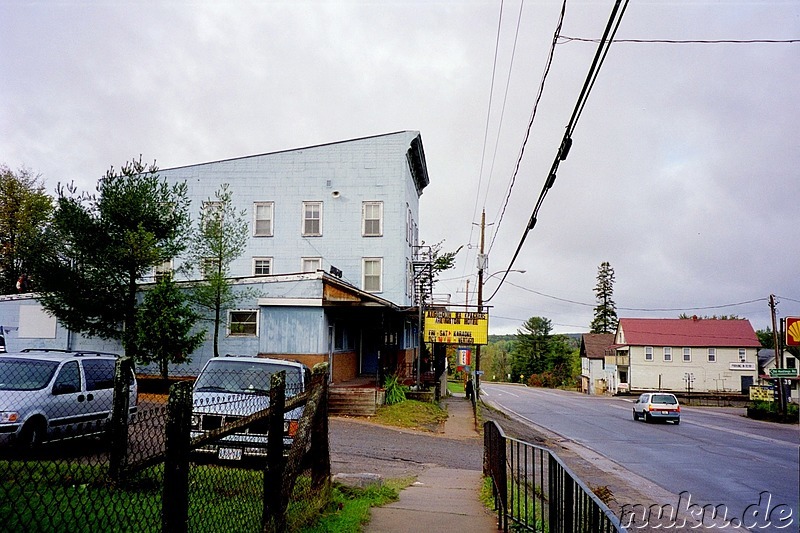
[
  {"xmin": 154, "ymin": 259, "xmax": 173, "ymax": 282},
  {"xmin": 228, "ymin": 310, "xmax": 258, "ymax": 336},
  {"xmin": 301, "ymin": 257, "xmax": 322, "ymax": 273},
  {"xmin": 302, "ymin": 201, "xmax": 322, "ymax": 236},
  {"xmin": 708, "ymin": 348, "xmax": 716, "ymax": 362},
  {"xmin": 363, "ymin": 258, "xmax": 383, "ymax": 292},
  {"xmin": 787, "ymin": 357, "xmax": 797, "ymax": 369},
  {"xmin": 738, "ymin": 348, "xmax": 746, "ymax": 362},
  {"xmin": 645, "ymin": 346, "xmax": 653, "ymax": 361},
  {"xmin": 663, "ymin": 347, "xmax": 672, "ymax": 362},
  {"xmin": 683, "ymin": 347, "xmax": 691, "ymax": 362},
  {"xmin": 362, "ymin": 201, "xmax": 383, "ymax": 237},
  {"xmin": 253, "ymin": 257, "xmax": 272, "ymax": 276},
  {"xmin": 253, "ymin": 202, "xmax": 274, "ymax": 237}
]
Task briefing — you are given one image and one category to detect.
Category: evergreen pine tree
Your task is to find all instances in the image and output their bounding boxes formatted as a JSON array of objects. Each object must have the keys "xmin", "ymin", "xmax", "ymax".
[{"xmin": 590, "ymin": 261, "xmax": 618, "ymax": 334}]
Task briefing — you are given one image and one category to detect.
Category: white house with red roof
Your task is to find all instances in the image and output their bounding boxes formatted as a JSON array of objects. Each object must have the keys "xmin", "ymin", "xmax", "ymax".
[{"xmin": 606, "ymin": 317, "xmax": 761, "ymax": 395}]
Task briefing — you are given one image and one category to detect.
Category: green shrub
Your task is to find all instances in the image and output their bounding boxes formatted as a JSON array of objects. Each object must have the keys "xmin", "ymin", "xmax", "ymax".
[{"xmin": 383, "ymin": 374, "xmax": 407, "ymax": 405}]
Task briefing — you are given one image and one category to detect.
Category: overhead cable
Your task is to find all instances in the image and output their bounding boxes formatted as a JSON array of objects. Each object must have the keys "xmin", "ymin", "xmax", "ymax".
[{"xmin": 486, "ymin": 0, "xmax": 630, "ymax": 303}]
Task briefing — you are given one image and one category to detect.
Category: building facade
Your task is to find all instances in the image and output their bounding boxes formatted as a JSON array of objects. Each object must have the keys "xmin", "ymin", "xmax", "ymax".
[
  {"xmin": 607, "ymin": 318, "xmax": 761, "ymax": 395},
  {"xmin": 0, "ymin": 131, "xmax": 431, "ymax": 383}
]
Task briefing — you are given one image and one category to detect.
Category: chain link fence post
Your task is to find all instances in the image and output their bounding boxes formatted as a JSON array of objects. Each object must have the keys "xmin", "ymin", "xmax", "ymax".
[
  {"xmin": 163, "ymin": 380, "xmax": 192, "ymax": 533},
  {"xmin": 109, "ymin": 356, "xmax": 132, "ymax": 483}
]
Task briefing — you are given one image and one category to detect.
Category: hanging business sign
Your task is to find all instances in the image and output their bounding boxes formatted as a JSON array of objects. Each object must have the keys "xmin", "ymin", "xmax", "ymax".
[{"xmin": 424, "ymin": 311, "xmax": 489, "ymax": 345}]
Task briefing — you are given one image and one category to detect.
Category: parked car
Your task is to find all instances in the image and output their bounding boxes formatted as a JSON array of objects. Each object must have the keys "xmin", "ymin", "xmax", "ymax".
[
  {"xmin": 190, "ymin": 356, "xmax": 311, "ymax": 461},
  {"xmin": 632, "ymin": 392, "xmax": 681, "ymax": 424},
  {"xmin": 0, "ymin": 349, "xmax": 138, "ymax": 448}
]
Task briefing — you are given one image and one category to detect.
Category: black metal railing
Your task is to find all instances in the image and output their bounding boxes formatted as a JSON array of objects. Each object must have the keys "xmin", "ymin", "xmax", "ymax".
[{"xmin": 484, "ymin": 420, "xmax": 627, "ymax": 532}]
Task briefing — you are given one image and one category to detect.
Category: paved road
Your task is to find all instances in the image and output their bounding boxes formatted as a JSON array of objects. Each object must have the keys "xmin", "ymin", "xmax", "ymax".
[{"xmin": 483, "ymin": 383, "xmax": 799, "ymax": 530}]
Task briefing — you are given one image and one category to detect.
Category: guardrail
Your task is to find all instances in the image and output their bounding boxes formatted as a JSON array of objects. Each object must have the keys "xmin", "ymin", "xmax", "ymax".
[{"xmin": 484, "ymin": 420, "xmax": 627, "ymax": 532}]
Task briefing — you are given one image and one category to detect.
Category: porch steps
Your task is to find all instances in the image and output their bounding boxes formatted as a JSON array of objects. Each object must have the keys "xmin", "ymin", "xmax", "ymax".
[{"xmin": 328, "ymin": 387, "xmax": 383, "ymax": 417}]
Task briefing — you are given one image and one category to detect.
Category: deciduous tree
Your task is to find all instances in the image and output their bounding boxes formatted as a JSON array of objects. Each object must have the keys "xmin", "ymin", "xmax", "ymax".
[
  {"xmin": 0, "ymin": 165, "xmax": 53, "ymax": 294},
  {"xmin": 187, "ymin": 184, "xmax": 251, "ymax": 358}
]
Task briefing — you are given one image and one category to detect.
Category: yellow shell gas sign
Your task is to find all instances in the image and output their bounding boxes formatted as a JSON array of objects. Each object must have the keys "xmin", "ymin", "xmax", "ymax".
[
  {"xmin": 424, "ymin": 311, "xmax": 488, "ymax": 345},
  {"xmin": 786, "ymin": 317, "xmax": 800, "ymax": 347}
]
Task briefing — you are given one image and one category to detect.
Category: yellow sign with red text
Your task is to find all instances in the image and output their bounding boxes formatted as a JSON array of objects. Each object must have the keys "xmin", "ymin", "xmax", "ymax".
[{"xmin": 424, "ymin": 310, "xmax": 488, "ymax": 345}]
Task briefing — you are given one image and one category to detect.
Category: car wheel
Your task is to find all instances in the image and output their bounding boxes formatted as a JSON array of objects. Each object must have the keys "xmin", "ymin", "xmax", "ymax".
[
  {"xmin": 632, "ymin": 410, "xmax": 639, "ymax": 421},
  {"xmin": 644, "ymin": 412, "xmax": 651, "ymax": 423},
  {"xmin": 18, "ymin": 419, "xmax": 45, "ymax": 450}
]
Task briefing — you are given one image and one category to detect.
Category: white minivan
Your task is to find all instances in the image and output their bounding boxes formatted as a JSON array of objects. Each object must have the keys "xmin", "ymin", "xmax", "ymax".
[
  {"xmin": 0, "ymin": 349, "xmax": 138, "ymax": 448},
  {"xmin": 632, "ymin": 392, "xmax": 681, "ymax": 424}
]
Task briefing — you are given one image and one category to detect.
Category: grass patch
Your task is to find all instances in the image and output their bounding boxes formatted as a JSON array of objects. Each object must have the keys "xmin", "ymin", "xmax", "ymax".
[
  {"xmin": 372, "ymin": 399, "xmax": 448, "ymax": 431},
  {"xmin": 448, "ymin": 380, "xmax": 465, "ymax": 395},
  {"xmin": 299, "ymin": 477, "xmax": 412, "ymax": 533}
]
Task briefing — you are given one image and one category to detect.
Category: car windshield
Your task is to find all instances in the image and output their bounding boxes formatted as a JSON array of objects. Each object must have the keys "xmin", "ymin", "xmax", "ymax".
[
  {"xmin": 194, "ymin": 360, "xmax": 304, "ymax": 395},
  {"xmin": 652, "ymin": 394, "xmax": 678, "ymax": 404},
  {"xmin": 0, "ymin": 358, "xmax": 60, "ymax": 391}
]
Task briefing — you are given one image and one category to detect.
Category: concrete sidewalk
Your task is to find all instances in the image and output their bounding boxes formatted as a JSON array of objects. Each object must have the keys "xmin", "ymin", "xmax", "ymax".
[{"xmin": 364, "ymin": 395, "xmax": 499, "ymax": 532}]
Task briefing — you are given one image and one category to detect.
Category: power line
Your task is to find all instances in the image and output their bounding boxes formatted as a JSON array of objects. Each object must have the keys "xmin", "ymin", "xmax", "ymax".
[
  {"xmin": 486, "ymin": 0, "xmax": 630, "ymax": 302},
  {"xmin": 503, "ymin": 280, "xmax": 770, "ymax": 312},
  {"xmin": 558, "ymin": 36, "xmax": 800, "ymax": 45},
  {"xmin": 487, "ymin": 0, "xmax": 566, "ymax": 255}
]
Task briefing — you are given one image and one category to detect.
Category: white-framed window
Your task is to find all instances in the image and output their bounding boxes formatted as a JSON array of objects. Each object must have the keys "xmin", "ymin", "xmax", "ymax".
[
  {"xmin": 200, "ymin": 257, "xmax": 220, "ymax": 277},
  {"xmin": 253, "ymin": 202, "xmax": 274, "ymax": 237},
  {"xmin": 154, "ymin": 259, "xmax": 173, "ymax": 282},
  {"xmin": 738, "ymin": 348, "xmax": 747, "ymax": 362},
  {"xmin": 301, "ymin": 257, "xmax": 322, "ymax": 273},
  {"xmin": 362, "ymin": 201, "xmax": 383, "ymax": 237},
  {"xmin": 228, "ymin": 310, "xmax": 258, "ymax": 337},
  {"xmin": 708, "ymin": 348, "xmax": 716, "ymax": 362},
  {"xmin": 302, "ymin": 201, "xmax": 322, "ymax": 236},
  {"xmin": 363, "ymin": 258, "xmax": 383, "ymax": 292},
  {"xmin": 645, "ymin": 346, "xmax": 653, "ymax": 361},
  {"xmin": 663, "ymin": 347, "xmax": 672, "ymax": 362},
  {"xmin": 253, "ymin": 257, "xmax": 272, "ymax": 276},
  {"xmin": 683, "ymin": 347, "xmax": 691, "ymax": 362}
]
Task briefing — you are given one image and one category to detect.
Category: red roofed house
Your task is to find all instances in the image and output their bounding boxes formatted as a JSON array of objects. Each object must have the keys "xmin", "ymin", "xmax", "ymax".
[{"xmin": 607, "ymin": 317, "xmax": 761, "ymax": 395}]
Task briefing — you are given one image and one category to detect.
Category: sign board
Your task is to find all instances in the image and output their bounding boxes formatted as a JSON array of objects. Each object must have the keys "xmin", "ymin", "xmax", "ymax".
[
  {"xmin": 457, "ymin": 347, "xmax": 471, "ymax": 366},
  {"xmin": 749, "ymin": 385, "xmax": 774, "ymax": 402},
  {"xmin": 729, "ymin": 362, "xmax": 756, "ymax": 371},
  {"xmin": 769, "ymin": 368, "xmax": 798, "ymax": 378},
  {"xmin": 786, "ymin": 316, "xmax": 800, "ymax": 347},
  {"xmin": 424, "ymin": 311, "xmax": 488, "ymax": 345}
]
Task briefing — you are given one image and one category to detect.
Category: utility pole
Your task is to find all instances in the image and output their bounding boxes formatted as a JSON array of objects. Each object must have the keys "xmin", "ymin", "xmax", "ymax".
[
  {"xmin": 475, "ymin": 209, "xmax": 486, "ymax": 399},
  {"xmin": 769, "ymin": 294, "xmax": 785, "ymax": 416}
]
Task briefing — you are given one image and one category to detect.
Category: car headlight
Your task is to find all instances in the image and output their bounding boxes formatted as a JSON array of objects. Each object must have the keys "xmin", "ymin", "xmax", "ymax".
[
  {"xmin": 0, "ymin": 412, "xmax": 19, "ymax": 424},
  {"xmin": 191, "ymin": 414, "xmax": 200, "ymax": 429}
]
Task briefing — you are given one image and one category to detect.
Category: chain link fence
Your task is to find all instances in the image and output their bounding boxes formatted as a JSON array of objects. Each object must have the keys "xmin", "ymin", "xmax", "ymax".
[{"xmin": 0, "ymin": 351, "xmax": 329, "ymax": 532}]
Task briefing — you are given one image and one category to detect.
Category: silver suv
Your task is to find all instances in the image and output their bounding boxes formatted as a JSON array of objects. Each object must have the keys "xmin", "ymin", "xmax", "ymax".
[
  {"xmin": 190, "ymin": 356, "xmax": 310, "ymax": 461},
  {"xmin": 0, "ymin": 349, "xmax": 138, "ymax": 448}
]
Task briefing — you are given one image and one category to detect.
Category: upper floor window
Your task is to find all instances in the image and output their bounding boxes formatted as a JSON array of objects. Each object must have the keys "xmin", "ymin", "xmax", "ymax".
[
  {"xmin": 228, "ymin": 310, "xmax": 258, "ymax": 336},
  {"xmin": 362, "ymin": 201, "xmax": 383, "ymax": 237},
  {"xmin": 253, "ymin": 257, "xmax": 272, "ymax": 276},
  {"xmin": 683, "ymin": 347, "xmax": 691, "ymax": 362},
  {"xmin": 154, "ymin": 259, "xmax": 173, "ymax": 283},
  {"xmin": 301, "ymin": 257, "xmax": 322, "ymax": 273},
  {"xmin": 645, "ymin": 346, "xmax": 653, "ymax": 361},
  {"xmin": 663, "ymin": 347, "xmax": 672, "ymax": 362},
  {"xmin": 738, "ymin": 348, "xmax": 747, "ymax": 362},
  {"xmin": 707, "ymin": 348, "xmax": 716, "ymax": 362},
  {"xmin": 363, "ymin": 258, "xmax": 383, "ymax": 292},
  {"xmin": 253, "ymin": 202, "xmax": 274, "ymax": 237},
  {"xmin": 302, "ymin": 201, "xmax": 322, "ymax": 236}
]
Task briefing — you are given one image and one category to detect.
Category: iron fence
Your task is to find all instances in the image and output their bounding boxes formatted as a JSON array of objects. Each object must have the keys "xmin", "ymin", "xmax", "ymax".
[{"xmin": 484, "ymin": 420, "xmax": 627, "ymax": 533}]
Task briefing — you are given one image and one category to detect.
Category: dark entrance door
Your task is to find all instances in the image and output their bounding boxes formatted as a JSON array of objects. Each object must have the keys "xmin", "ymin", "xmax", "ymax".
[{"xmin": 741, "ymin": 375, "xmax": 754, "ymax": 394}]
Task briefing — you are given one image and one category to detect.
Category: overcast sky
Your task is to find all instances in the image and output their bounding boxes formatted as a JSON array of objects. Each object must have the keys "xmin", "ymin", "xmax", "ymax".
[{"xmin": 2, "ymin": 0, "xmax": 798, "ymax": 335}]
